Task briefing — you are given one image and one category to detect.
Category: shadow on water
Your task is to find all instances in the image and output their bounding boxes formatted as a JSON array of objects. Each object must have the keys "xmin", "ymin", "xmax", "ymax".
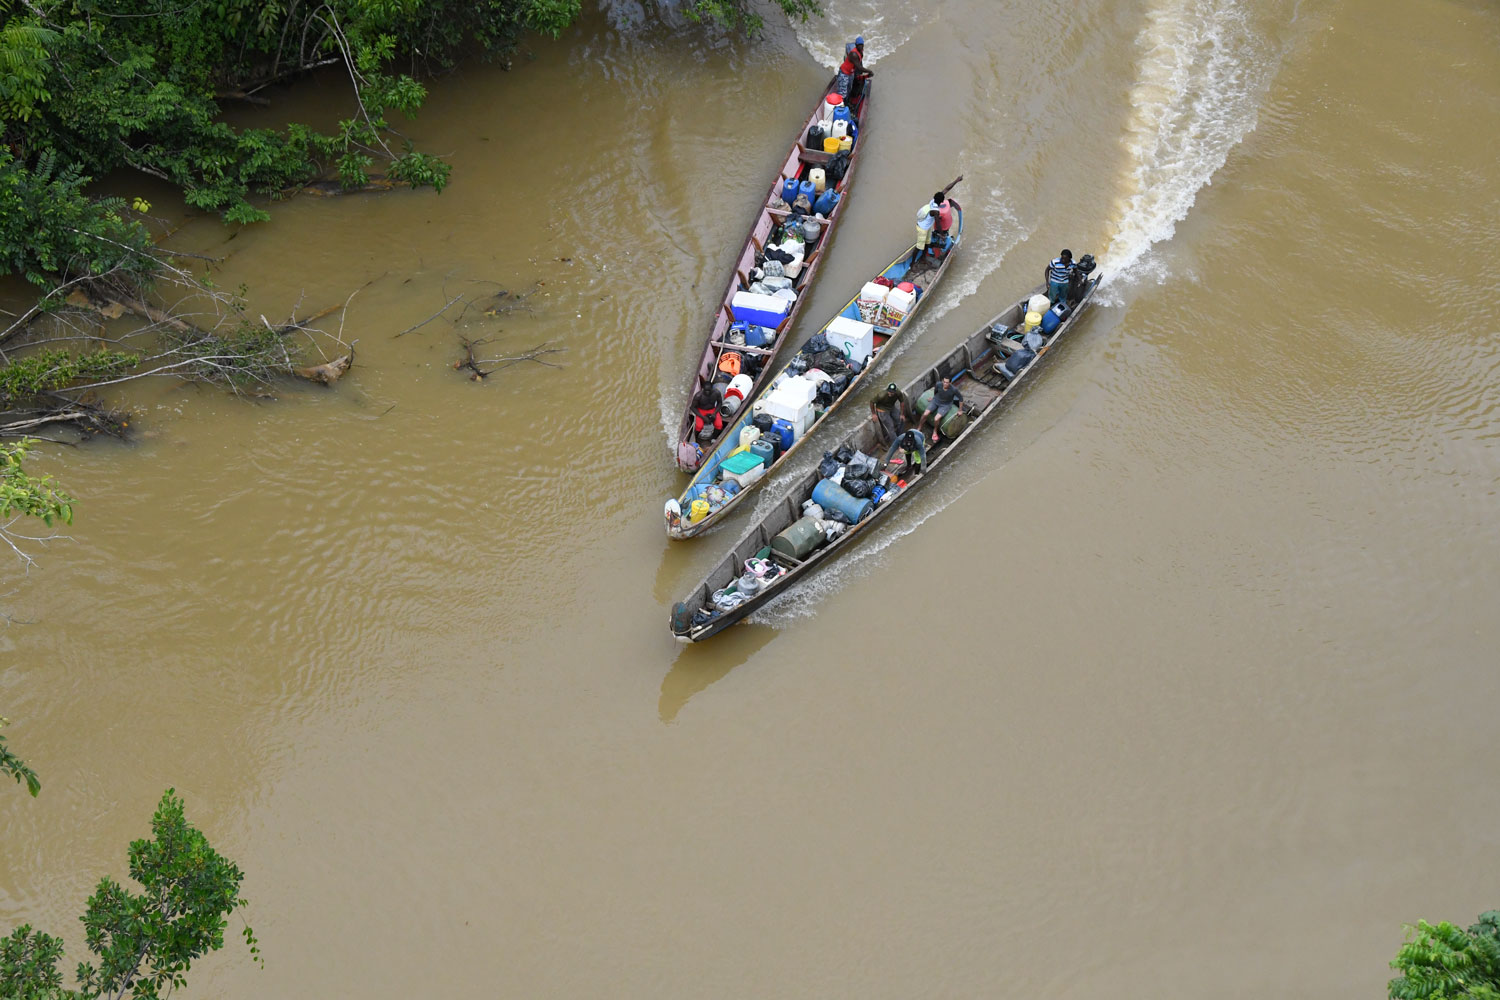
[{"xmin": 657, "ymin": 623, "xmax": 779, "ymax": 723}]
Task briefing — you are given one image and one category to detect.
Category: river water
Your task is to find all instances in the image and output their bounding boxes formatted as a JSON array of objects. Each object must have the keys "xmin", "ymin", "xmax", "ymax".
[{"xmin": 4, "ymin": 0, "xmax": 1498, "ymax": 995}]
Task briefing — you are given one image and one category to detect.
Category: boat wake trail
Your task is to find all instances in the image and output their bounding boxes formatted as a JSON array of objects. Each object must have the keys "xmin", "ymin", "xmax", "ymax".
[
  {"xmin": 878, "ymin": 186, "xmax": 1028, "ymax": 371},
  {"xmin": 795, "ymin": 1, "xmax": 927, "ymax": 68},
  {"xmin": 753, "ymin": 481, "xmax": 966, "ymax": 625},
  {"xmin": 1101, "ymin": 0, "xmax": 1281, "ymax": 299}
]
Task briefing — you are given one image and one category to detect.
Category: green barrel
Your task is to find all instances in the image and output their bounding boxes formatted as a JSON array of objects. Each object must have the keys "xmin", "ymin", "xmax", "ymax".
[
  {"xmin": 771, "ymin": 516, "xmax": 825, "ymax": 559},
  {"xmin": 913, "ymin": 388, "xmax": 968, "ymax": 439}
]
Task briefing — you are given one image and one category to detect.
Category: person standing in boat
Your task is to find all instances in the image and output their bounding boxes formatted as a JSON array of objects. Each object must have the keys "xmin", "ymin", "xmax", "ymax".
[
  {"xmin": 929, "ymin": 191, "xmax": 954, "ymax": 259},
  {"xmin": 869, "ymin": 381, "xmax": 913, "ymax": 443},
  {"xmin": 908, "ymin": 205, "xmax": 940, "ymax": 269},
  {"xmin": 1045, "ymin": 249, "xmax": 1075, "ymax": 306},
  {"xmin": 840, "ymin": 37, "xmax": 873, "ymax": 104}
]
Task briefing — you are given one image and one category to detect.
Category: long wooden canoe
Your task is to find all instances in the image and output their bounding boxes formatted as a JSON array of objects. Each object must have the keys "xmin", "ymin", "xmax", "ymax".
[
  {"xmin": 665, "ymin": 202, "xmax": 964, "ymax": 539},
  {"xmin": 668, "ymin": 267, "xmax": 1104, "ymax": 641},
  {"xmin": 671, "ymin": 78, "xmax": 873, "ymax": 473}
]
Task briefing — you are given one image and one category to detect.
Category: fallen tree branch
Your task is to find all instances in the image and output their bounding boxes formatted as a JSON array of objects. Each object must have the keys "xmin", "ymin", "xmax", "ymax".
[
  {"xmin": 454, "ymin": 336, "xmax": 564, "ymax": 380},
  {"xmin": 395, "ymin": 293, "xmax": 465, "ymax": 338}
]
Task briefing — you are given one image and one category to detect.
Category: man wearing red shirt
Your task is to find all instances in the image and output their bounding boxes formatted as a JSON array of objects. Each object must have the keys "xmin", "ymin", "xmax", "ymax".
[{"xmin": 839, "ymin": 36, "xmax": 873, "ymax": 104}]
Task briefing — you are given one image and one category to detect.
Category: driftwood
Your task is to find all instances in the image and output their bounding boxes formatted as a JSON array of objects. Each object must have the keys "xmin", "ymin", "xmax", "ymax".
[
  {"xmin": 454, "ymin": 336, "xmax": 564, "ymax": 381},
  {"xmin": 289, "ymin": 176, "xmax": 397, "ymax": 197},
  {"xmin": 294, "ymin": 348, "xmax": 354, "ymax": 385}
]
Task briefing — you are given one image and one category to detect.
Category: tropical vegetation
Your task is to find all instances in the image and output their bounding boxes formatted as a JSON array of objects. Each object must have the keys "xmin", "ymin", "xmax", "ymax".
[{"xmin": 1391, "ymin": 911, "xmax": 1500, "ymax": 1000}]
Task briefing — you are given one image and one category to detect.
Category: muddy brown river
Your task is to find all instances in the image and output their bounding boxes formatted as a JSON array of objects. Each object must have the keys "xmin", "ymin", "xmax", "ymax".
[{"xmin": 4, "ymin": 1, "xmax": 1498, "ymax": 995}]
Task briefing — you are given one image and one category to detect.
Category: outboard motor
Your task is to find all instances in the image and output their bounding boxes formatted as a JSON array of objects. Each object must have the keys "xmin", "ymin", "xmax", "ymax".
[{"xmin": 1068, "ymin": 253, "xmax": 1098, "ymax": 302}]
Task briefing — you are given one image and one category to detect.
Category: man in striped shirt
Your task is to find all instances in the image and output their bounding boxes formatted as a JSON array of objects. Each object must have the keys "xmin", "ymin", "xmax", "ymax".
[{"xmin": 1046, "ymin": 249, "xmax": 1075, "ymax": 305}]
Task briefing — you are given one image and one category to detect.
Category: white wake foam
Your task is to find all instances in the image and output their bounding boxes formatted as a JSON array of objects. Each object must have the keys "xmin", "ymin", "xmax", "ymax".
[
  {"xmin": 877, "ymin": 186, "xmax": 1029, "ymax": 371},
  {"xmin": 1102, "ymin": 0, "xmax": 1280, "ymax": 297},
  {"xmin": 753, "ymin": 480, "xmax": 965, "ymax": 624},
  {"xmin": 794, "ymin": 2, "xmax": 925, "ymax": 68}
]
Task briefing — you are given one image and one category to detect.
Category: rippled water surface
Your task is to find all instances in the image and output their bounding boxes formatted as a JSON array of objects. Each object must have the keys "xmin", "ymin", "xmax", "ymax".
[{"xmin": 3, "ymin": 1, "xmax": 1498, "ymax": 996}]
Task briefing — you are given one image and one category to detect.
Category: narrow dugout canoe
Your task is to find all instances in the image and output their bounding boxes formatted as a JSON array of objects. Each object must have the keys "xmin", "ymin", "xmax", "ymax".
[
  {"xmin": 669, "ymin": 264, "xmax": 1103, "ymax": 641},
  {"xmin": 665, "ymin": 202, "xmax": 964, "ymax": 539},
  {"xmin": 671, "ymin": 78, "xmax": 873, "ymax": 473}
]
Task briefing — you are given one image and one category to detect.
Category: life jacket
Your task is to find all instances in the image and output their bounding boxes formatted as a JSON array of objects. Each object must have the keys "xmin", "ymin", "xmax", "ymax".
[{"xmin": 718, "ymin": 352, "xmax": 743, "ymax": 378}]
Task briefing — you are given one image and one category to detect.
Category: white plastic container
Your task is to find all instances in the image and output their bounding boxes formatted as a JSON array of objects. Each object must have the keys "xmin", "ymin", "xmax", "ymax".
[
  {"xmin": 722, "ymin": 462, "xmax": 766, "ymax": 490},
  {"xmin": 809, "ymin": 167, "xmax": 826, "ymax": 194},
  {"xmin": 762, "ymin": 395, "xmax": 814, "ymax": 431},
  {"xmin": 722, "ymin": 372, "xmax": 755, "ymax": 415},
  {"xmin": 769, "ymin": 375, "xmax": 818, "ymax": 410},
  {"xmin": 819, "ymin": 93, "xmax": 844, "ymax": 126},
  {"xmin": 830, "ymin": 118, "xmax": 850, "ymax": 140},
  {"xmin": 856, "ymin": 281, "xmax": 890, "ymax": 323},
  {"xmin": 1028, "ymin": 293, "xmax": 1051, "ymax": 315},
  {"xmin": 739, "ymin": 424, "xmax": 763, "ymax": 450},
  {"xmin": 778, "ymin": 239, "xmax": 806, "ymax": 280},
  {"xmin": 824, "ymin": 315, "xmax": 875, "ymax": 364},
  {"xmin": 880, "ymin": 286, "xmax": 918, "ymax": 327}
]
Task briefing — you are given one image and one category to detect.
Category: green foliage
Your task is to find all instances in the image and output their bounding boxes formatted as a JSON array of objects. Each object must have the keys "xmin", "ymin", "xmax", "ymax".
[
  {"xmin": 0, "ymin": 17, "xmax": 57, "ymax": 123},
  {"xmin": 0, "ymin": 790, "xmax": 258, "ymax": 1000},
  {"xmin": 681, "ymin": 0, "xmax": 822, "ymax": 33},
  {"xmin": 0, "ymin": 351, "xmax": 140, "ymax": 409},
  {"xmin": 0, "ymin": 0, "xmax": 598, "ymax": 234},
  {"xmin": 0, "ymin": 151, "xmax": 155, "ymax": 287},
  {"xmin": 1, "ymin": 440, "xmax": 74, "ymax": 529},
  {"xmin": 1391, "ymin": 912, "xmax": 1500, "ymax": 1000},
  {"xmin": 0, "ymin": 718, "xmax": 41, "ymax": 797},
  {"xmin": 0, "ymin": 926, "xmax": 68, "ymax": 998}
]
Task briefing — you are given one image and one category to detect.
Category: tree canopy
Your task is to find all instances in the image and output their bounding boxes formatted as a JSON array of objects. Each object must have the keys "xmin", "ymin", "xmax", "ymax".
[
  {"xmin": 1391, "ymin": 912, "xmax": 1500, "ymax": 1000},
  {"xmin": 0, "ymin": 789, "xmax": 258, "ymax": 999}
]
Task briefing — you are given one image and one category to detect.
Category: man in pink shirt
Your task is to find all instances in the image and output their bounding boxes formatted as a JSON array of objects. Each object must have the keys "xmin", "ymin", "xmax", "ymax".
[{"xmin": 929, "ymin": 191, "xmax": 954, "ymax": 257}]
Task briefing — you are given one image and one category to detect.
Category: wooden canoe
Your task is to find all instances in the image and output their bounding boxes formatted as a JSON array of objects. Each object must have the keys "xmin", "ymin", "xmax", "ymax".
[
  {"xmin": 671, "ymin": 77, "xmax": 873, "ymax": 473},
  {"xmin": 665, "ymin": 202, "xmax": 964, "ymax": 539},
  {"xmin": 669, "ymin": 268, "xmax": 1104, "ymax": 641}
]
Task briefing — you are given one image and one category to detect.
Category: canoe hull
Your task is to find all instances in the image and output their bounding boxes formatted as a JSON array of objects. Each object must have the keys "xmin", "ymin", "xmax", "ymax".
[
  {"xmin": 671, "ymin": 79, "xmax": 873, "ymax": 473},
  {"xmin": 670, "ymin": 274, "xmax": 1103, "ymax": 641},
  {"xmin": 666, "ymin": 203, "xmax": 965, "ymax": 540}
]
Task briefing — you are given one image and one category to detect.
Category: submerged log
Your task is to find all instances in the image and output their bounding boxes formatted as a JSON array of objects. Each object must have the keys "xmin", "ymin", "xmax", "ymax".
[{"xmin": 295, "ymin": 349, "xmax": 353, "ymax": 385}]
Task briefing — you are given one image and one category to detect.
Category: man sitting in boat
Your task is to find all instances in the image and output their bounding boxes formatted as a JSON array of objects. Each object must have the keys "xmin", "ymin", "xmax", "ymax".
[
  {"xmin": 883, "ymin": 427, "xmax": 926, "ymax": 480},
  {"xmin": 1046, "ymin": 249, "xmax": 1075, "ymax": 306},
  {"xmin": 916, "ymin": 376, "xmax": 962, "ymax": 445},
  {"xmin": 869, "ymin": 382, "xmax": 913, "ymax": 444},
  {"xmin": 691, "ymin": 386, "xmax": 723, "ymax": 442}
]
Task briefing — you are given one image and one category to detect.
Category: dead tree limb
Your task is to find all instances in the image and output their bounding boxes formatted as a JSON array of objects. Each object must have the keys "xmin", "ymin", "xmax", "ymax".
[
  {"xmin": 395, "ymin": 293, "xmax": 465, "ymax": 338},
  {"xmin": 454, "ymin": 336, "xmax": 564, "ymax": 380}
]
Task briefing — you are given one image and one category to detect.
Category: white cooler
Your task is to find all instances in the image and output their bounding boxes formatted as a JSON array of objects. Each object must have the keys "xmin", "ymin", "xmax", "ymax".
[{"xmin": 824, "ymin": 316, "xmax": 875, "ymax": 364}]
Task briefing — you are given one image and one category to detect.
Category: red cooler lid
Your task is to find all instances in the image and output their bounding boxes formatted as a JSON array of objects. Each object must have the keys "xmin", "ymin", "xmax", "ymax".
[
  {"xmin": 824, "ymin": 93, "xmax": 843, "ymax": 106},
  {"xmin": 897, "ymin": 281, "xmax": 915, "ymax": 292}
]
